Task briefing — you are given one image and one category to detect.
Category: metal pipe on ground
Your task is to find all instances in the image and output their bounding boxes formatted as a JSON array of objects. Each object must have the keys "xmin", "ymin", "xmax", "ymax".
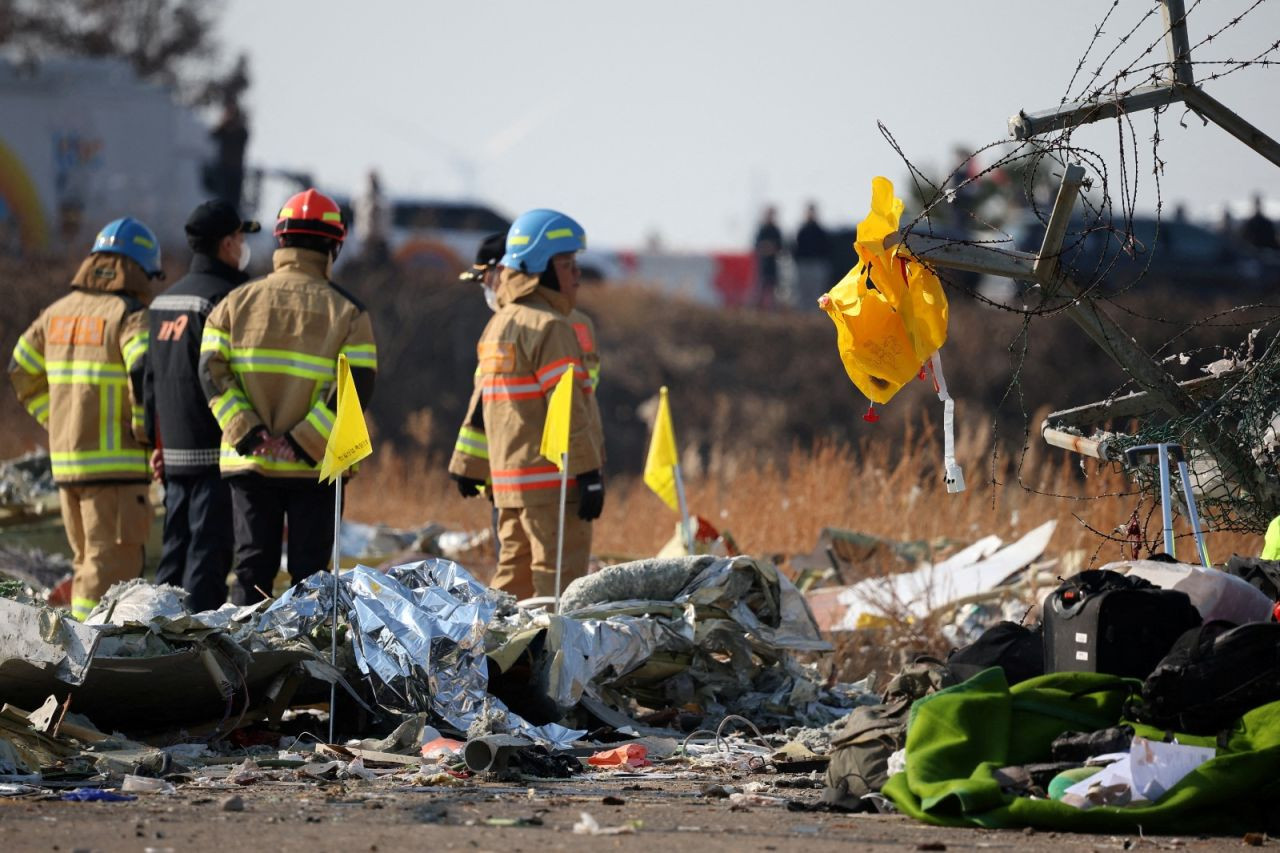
[{"xmin": 462, "ymin": 734, "xmax": 532, "ymax": 773}]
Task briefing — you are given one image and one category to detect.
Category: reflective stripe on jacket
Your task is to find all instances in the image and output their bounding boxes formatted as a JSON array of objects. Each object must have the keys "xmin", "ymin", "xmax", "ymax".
[
  {"xmin": 449, "ymin": 308, "xmax": 602, "ymax": 486},
  {"xmin": 471, "ymin": 269, "xmax": 603, "ymax": 508},
  {"xmin": 198, "ymin": 247, "xmax": 376, "ymax": 479},
  {"xmin": 8, "ymin": 253, "xmax": 151, "ymax": 483}
]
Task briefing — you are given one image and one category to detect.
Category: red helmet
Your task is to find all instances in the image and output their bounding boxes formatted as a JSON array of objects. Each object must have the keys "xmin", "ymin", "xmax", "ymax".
[{"xmin": 275, "ymin": 189, "xmax": 346, "ymax": 242}]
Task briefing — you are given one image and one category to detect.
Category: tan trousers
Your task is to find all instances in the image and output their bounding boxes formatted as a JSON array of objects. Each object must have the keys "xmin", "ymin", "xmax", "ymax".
[
  {"xmin": 59, "ymin": 483, "xmax": 150, "ymax": 620},
  {"xmin": 492, "ymin": 502, "xmax": 592, "ymax": 600}
]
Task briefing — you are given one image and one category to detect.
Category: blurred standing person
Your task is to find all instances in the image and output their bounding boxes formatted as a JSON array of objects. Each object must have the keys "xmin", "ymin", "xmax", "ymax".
[
  {"xmin": 1241, "ymin": 194, "xmax": 1278, "ymax": 251},
  {"xmin": 9, "ymin": 218, "xmax": 161, "ymax": 619},
  {"xmin": 208, "ymin": 99, "xmax": 249, "ymax": 210},
  {"xmin": 792, "ymin": 202, "xmax": 831, "ymax": 307},
  {"xmin": 144, "ymin": 200, "xmax": 259, "ymax": 612},
  {"xmin": 199, "ymin": 189, "xmax": 377, "ymax": 604},
  {"xmin": 753, "ymin": 206, "xmax": 783, "ymax": 310},
  {"xmin": 354, "ymin": 169, "xmax": 391, "ymax": 264},
  {"xmin": 475, "ymin": 210, "xmax": 604, "ymax": 600}
]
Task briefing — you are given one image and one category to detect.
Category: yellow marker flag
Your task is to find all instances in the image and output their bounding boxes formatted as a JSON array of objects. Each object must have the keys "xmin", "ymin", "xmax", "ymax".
[
  {"xmin": 540, "ymin": 368, "xmax": 574, "ymax": 470},
  {"xmin": 643, "ymin": 386, "xmax": 679, "ymax": 511},
  {"xmin": 318, "ymin": 353, "xmax": 372, "ymax": 484}
]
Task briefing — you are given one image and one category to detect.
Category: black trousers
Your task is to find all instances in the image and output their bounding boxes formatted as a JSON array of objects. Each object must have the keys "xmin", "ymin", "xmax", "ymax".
[
  {"xmin": 228, "ymin": 476, "xmax": 342, "ymax": 605},
  {"xmin": 154, "ymin": 469, "xmax": 233, "ymax": 613}
]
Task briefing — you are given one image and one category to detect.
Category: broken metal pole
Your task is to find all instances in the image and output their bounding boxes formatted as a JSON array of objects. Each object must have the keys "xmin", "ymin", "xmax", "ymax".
[
  {"xmin": 1161, "ymin": 0, "xmax": 1196, "ymax": 86},
  {"xmin": 1033, "ymin": 163, "xmax": 1087, "ymax": 283},
  {"xmin": 1008, "ymin": 84, "xmax": 1183, "ymax": 140},
  {"xmin": 1179, "ymin": 86, "xmax": 1280, "ymax": 170}
]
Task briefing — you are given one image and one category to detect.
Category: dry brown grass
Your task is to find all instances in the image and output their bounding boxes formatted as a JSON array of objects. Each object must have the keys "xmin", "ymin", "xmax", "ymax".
[{"xmin": 346, "ymin": 417, "xmax": 1265, "ymax": 573}]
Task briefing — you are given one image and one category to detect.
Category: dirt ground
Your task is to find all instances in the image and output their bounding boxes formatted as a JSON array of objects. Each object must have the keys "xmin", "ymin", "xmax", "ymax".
[{"xmin": 0, "ymin": 776, "xmax": 1263, "ymax": 853}]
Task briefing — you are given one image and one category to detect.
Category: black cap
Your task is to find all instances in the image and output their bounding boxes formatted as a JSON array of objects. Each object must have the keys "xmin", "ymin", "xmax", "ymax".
[
  {"xmin": 185, "ymin": 199, "xmax": 262, "ymax": 241},
  {"xmin": 459, "ymin": 232, "xmax": 507, "ymax": 281}
]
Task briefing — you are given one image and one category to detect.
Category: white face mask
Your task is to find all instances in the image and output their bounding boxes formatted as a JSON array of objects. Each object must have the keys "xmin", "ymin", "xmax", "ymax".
[
  {"xmin": 483, "ymin": 285, "xmax": 499, "ymax": 312},
  {"xmin": 237, "ymin": 241, "xmax": 252, "ymax": 272}
]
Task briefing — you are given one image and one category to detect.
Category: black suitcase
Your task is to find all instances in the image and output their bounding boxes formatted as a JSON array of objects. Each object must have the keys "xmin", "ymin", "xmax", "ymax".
[{"xmin": 1043, "ymin": 571, "xmax": 1202, "ymax": 679}]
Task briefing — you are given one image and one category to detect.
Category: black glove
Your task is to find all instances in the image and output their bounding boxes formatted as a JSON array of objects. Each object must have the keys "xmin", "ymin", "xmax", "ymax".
[
  {"xmin": 576, "ymin": 470, "xmax": 605, "ymax": 521},
  {"xmin": 234, "ymin": 425, "xmax": 270, "ymax": 456},
  {"xmin": 452, "ymin": 474, "xmax": 485, "ymax": 498}
]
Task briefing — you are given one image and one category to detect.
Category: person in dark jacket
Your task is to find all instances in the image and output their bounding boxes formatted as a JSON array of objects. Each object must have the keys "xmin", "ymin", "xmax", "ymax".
[
  {"xmin": 792, "ymin": 202, "xmax": 831, "ymax": 307},
  {"xmin": 143, "ymin": 200, "xmax": 259, "ymax": 611}
]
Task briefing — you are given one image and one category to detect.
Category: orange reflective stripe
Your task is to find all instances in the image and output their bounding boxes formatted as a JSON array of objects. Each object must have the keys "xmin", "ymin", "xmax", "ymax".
[
  {"xmin": 535, "ymin": 357, "xmax": 590, "ymax": 392},
  {"xmin": 482, "ymin": 373, "xmax": 542, "ymax": 401},
  {"xmin": 490, "ymin": 465, "xmax": 577, "ymax": 492}
]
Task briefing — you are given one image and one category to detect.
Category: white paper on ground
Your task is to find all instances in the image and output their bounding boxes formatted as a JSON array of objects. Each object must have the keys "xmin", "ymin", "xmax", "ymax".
[{"xmin": 1063, "ymin": 737, "xmax": 1215, "ymax": 806}]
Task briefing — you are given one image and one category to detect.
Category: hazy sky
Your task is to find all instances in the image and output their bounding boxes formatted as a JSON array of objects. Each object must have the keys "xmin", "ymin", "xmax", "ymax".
[{"xmin": 220, "ymin": 0, "xmax": 1280, "ymax": 251}]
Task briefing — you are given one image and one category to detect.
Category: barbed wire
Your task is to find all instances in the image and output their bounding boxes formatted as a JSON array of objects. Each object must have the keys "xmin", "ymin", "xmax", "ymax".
[{"xmin": 879, "ymin": 0, "xmax": 1280, "ymax": 543}]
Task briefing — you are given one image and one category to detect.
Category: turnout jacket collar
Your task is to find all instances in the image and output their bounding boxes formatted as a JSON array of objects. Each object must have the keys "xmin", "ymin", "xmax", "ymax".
[
  {"xmin": 70, "ymin": 252, "xmax": 153, "ymax": 303},
  {"xmin": 496, "ymin": 268, "xmax": 576, "ymax": 315},
  {"xmin": 271, "ymin": 246, "xmax": 331, "ymax": 280}
]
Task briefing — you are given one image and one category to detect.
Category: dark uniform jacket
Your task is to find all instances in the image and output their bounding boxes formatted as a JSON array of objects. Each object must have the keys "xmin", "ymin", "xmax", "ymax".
[{"xmin": 144, "ymin": 253, "xmax": 247, "ymax": 476}]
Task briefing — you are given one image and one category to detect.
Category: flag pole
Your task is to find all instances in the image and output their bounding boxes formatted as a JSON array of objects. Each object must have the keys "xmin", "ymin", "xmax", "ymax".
[
  {"xmin": 673, "ymin": 462, "xmax": 692, "ymax": 554},
  {"xmin": 328, "ymin": 474, "xmax": 341, "ymax": 744},
  {"xmin": 554, "ymin": 452, "xmax": 568, "ymax": 613}
]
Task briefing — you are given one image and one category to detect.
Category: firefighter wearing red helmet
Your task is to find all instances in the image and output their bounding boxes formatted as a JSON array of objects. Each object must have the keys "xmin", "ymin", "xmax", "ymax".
[{"xmin": 198, "ymin": 188, "xmax": 377, "ymax": 604}]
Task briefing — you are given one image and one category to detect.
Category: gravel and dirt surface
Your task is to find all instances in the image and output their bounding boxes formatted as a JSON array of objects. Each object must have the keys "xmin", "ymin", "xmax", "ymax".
[{"xmin": 0, "ymin": 776, "xmax": 1264, "ymax": 852}]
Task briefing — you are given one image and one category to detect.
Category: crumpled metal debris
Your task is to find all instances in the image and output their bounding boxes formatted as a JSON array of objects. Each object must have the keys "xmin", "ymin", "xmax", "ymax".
[
  {"xmin": 0, "ymin": 450, "xmax": 55, "ymax": 508},
  {"xmin": 0, "ymin": 596, "xmax": 99, "ymax": 686},
  {"xmin": 256, "ymin": 559, "xmax": 583, "ymax": 749},
  {"xmin": 492, "ymin": 556, "xmax": 850, "ymax": 729}
]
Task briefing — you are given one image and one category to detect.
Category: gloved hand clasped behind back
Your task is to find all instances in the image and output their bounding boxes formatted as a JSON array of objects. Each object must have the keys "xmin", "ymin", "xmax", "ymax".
[{"xmin": 576, "ymin": 469, "xmax": 605, "ymax": 521}]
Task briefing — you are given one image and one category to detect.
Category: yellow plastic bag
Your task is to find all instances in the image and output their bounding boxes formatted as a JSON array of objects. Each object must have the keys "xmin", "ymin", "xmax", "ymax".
[{"xmin": 819, "ymin": 177, "xmax": 949, "ymax": 405}]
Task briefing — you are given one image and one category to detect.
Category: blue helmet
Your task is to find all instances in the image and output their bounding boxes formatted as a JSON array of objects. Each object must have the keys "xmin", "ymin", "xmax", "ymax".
[
  {"xmin": 501, "ymin": 208, "xmax": 586, "ymax": 274},
  {"xmin": 91, "ymin": 217, "xmax": 162, "ymax": 277}
]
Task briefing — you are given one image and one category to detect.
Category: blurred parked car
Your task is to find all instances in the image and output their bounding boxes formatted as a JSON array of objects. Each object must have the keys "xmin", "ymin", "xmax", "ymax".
[{"xmin": 1005, "ymin": 212, "xmax": 1280, "ymax": 295}]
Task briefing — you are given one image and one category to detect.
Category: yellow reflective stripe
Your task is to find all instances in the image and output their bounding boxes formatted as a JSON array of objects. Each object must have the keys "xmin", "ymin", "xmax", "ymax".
[
  {"xmin": 13, "ymin": 336, "xmax": 45, "ymax": 374},
  {"xmin": 99, "ymin": 383, "xmax": 112, "ymax": 450},
  {"xmin": 279, "ymin": 207, "xmax": 294, "ymax": 218},
  {"xmin": 121, "ymin": 332, "xmax": 148, "ymax": 370},
  {"xmin": 589, "ymin": 364, "xmax": 600, "ymax": 390},
  {"xmin": 230, "ymin": 347, "xmax": 336, "ymax": 381},
  {"xmin": 455, "ymin": 427, "xmax": 489, "ymax": 460},
  {"xmin": 339, "ymin": 343, "xmax": 378, "ymax": 369},
  {"xmin": 220, "ymin": 444, "xmax": 317, "ymax": 473},
  {"xmin": 212, "ymin": 388, "xmax": 253, "ymax": 429},
  {"xmin": 508, "ymin": 235, "xmax": 530, "ymax": 246},
  {"xmin": 200, "ymin": 327, "xmax": 231, "ymax": 357},
  {"xmin": 72, "ymin": 597, "xmax": 98, "ymax": 620},
  {"xmin": 45, "ymin": 361, "xmax": 126, "ymax": 384},
  {"xmin": 27, "ymin": 392, "xmax": 50, "ymax": 425},
  {"xmin": 50, "ymin": 450, "xmax": 147, "ymax": 476},
  {"xmin": 132, "ymin": 234, "xmax": 155, "ymax": 249},
  {"xmin": 321, "ymin": 211, "xmax": 342, "ymax": 222},
  {"xmin": 546, "ymin": 228, "xmax": 574, "ymax": 239},
  {"xmin": 305, "ymin": 401, "xmax": 335, "ymax": 440}
]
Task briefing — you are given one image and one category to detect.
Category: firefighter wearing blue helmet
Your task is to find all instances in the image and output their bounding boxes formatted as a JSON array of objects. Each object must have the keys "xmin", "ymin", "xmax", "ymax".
[
  {"xmin": 464, "ymin": 209, "xmax": 605, "ymax": 601},
  {"xmin": 9, "ymin": 217, "xmax": 161, "ymax": 619}
]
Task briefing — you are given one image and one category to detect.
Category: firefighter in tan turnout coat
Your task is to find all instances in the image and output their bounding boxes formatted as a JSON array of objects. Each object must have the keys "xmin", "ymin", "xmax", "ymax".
[
  {"xmin": 449, "ymin": 231, "xmax": 605, "ymax": 572},
  {"xmin": 464, "ymin": 209, "xmax": 604, "ymax": 600},
  {"xmin": 199, "ymin": 189, "xmax": 377, "ymax": 604},
  {"xmin": 9, "ymin": 218, "xmax": 162, "ymax": 619}
]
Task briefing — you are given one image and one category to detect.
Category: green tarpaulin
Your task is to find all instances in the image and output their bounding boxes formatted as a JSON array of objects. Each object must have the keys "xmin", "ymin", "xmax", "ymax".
[{"xmin": 883, "ymin": 668, "xmax": 1280, "ymax": 834}]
